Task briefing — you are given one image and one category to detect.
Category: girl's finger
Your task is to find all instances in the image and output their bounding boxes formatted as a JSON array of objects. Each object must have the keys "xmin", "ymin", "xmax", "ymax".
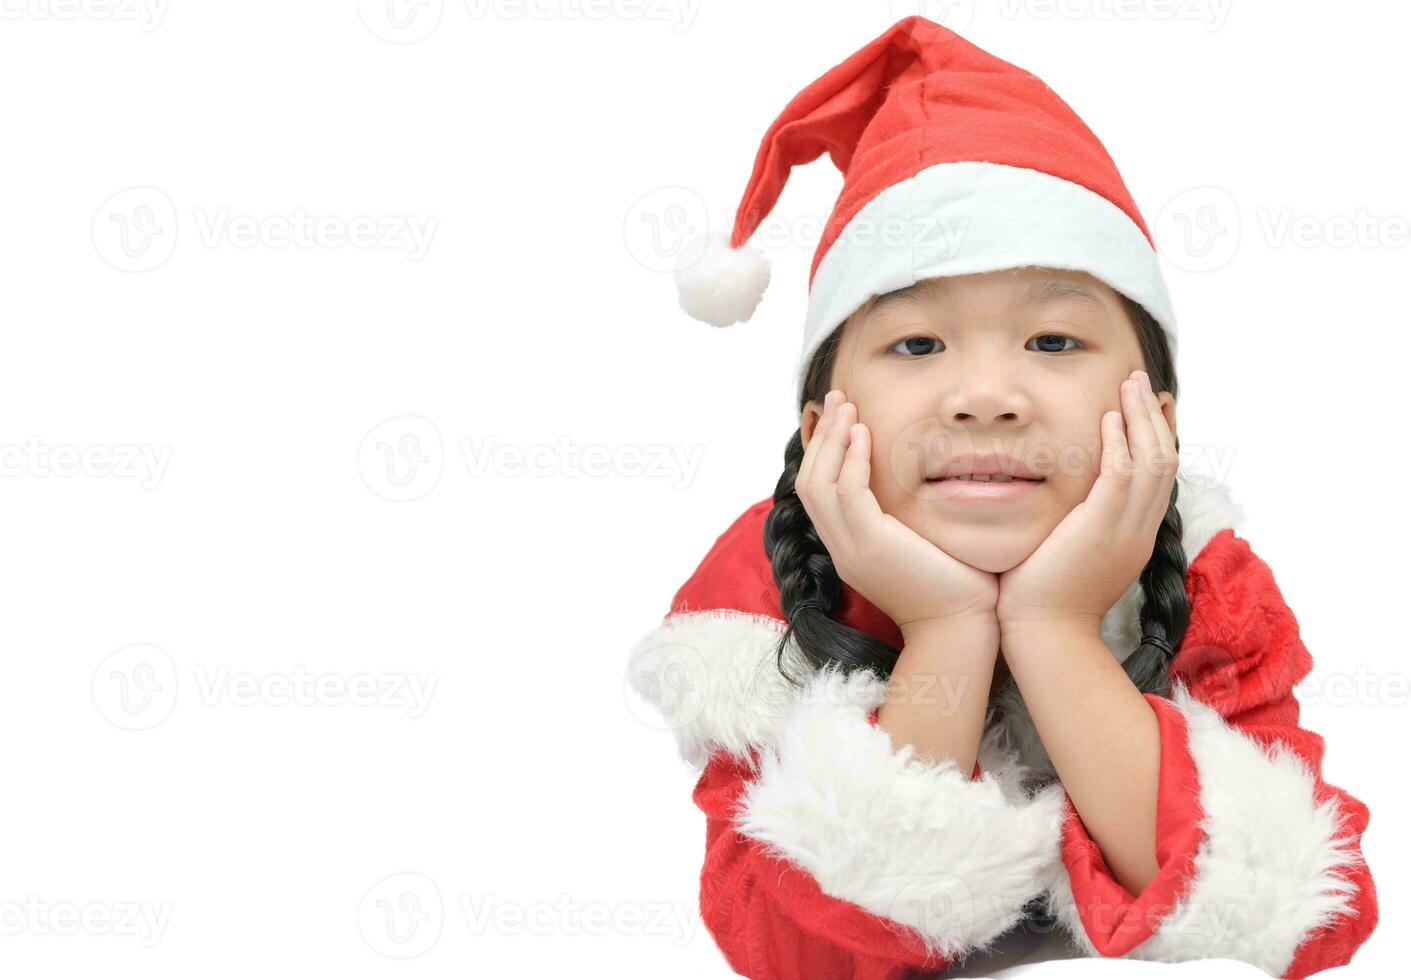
[
  {"xmin": 812, "ymin": 399, "xmax": 855, "ymax": 485},
  {"xmin": 797, "ymin": 389, "xmax": 839, "ymax": 487},
  {"xmin": 1090, "ymin": 408, "xmax": 1132, "ymax": 515},
  {"xmin": 1120, "ymin": 374, "xmax": 1161, "ymax": 523},
  {"xmin": 1135, "ymin": 373, "xmax": 1180, "ymax": 531},
  {"xmin": 803, "ymin": 399, "xmax": 855, "ymax": 544},
  {"xmin": 835, "ymin": 421, "xmax": 881, "ymax": 538}
]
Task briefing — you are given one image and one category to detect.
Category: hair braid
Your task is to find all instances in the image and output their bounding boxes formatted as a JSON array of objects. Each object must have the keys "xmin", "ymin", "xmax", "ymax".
[
  {"xmin": 762, "ymin": 429, "xmax": 901, "ymax": 688},
  {"xmin": 1122, "ymin": 453, "xmax": 1191, "ymax": 696}
]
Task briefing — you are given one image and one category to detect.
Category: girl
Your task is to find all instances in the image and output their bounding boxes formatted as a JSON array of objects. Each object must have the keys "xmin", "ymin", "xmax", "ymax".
[{"xmin": 627, "ymin": 15, "xmax": 1377, "ymax": 980}]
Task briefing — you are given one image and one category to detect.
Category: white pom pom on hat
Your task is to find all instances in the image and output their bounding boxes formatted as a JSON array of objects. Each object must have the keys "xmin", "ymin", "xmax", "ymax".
[
  {"xmin": 673, "ymin": 14, "xmax": 1177, "ymax": 403},
  {"xmin": 673, "ymin": 230, "xmax": 771, "ymax": 328}
]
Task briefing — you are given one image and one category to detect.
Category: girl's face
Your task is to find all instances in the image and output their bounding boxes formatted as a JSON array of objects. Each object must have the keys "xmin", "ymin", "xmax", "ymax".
[{"xmin": 801, "ymin": 267, "xmax": 1177, "ymax": 575}]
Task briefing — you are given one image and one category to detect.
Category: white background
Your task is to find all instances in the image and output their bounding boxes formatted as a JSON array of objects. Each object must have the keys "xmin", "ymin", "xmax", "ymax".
[{"xmin": 0, "ymin": 0, "xmax": 1404, "ymax": 976}]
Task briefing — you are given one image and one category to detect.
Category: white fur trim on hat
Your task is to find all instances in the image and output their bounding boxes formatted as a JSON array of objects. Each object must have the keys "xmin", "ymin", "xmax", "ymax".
[{"xmin": 797, "ymin": 161, "xmax": 1178, "ymax": 400}]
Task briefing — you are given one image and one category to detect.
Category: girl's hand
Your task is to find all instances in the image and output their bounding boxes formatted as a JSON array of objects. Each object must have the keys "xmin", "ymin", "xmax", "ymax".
[
  {"xmin": 995, "ymin": 370, "xmax": 1179, "ymax": 640},
  {"xmin": 796, "ymin": 390, "xmax": 1000, "ymax": 636}
]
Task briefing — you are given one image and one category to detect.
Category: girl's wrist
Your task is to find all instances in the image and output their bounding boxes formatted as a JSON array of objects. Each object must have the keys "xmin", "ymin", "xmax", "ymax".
[
  {"xmin": 998, "ymin": 613, "xmax": 1103, "ymax": 652},
  {"xmin": 899, "ymin": 611, "xmax": 1000, "ymax": 649}
]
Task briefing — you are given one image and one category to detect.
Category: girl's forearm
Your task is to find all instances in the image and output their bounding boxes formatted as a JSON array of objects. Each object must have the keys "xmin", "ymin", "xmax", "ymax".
[
  {"xmin": 1000, "ymin": 625, "xmax": 1162, "ymax": 896},
  {"xmin": 876, "ymin": 615, "xmax": 1000, "ymax": 774}
]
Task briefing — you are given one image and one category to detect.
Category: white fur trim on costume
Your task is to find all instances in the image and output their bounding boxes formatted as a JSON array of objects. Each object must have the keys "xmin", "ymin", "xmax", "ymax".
[
  {"xmin": 674, "ymin": 230, "xmax": 771, "ymax": 328},
  {"xmin": 1043, "ymin": 679, "xmax": 1365, "ymax": 975},
  {"xmin": 733, "ymin": 666, "xmax": 1068, "ymax": 961},
  {"xmin": 798, "ymin": 161, "xmax": 1177, "ymax": 400},
  {"xmin": 1176, "ymin": 456, "xmax": 1246, "ymax": 562},
  {"xmin": 626, "ymin": 609, "xmax": 801, "ymax": 769}
]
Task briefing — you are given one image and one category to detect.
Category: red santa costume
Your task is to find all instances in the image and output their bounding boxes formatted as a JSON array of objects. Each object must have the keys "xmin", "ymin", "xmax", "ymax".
[{"xmin": 629, "ymin": 14, "xmax": 1378, "ymax": 980}]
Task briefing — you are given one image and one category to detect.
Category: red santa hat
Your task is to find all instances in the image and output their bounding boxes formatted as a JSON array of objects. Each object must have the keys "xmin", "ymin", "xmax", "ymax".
[{"xmin": 673, "ymin": 15, "xmax": 1177, "ymax": 402}]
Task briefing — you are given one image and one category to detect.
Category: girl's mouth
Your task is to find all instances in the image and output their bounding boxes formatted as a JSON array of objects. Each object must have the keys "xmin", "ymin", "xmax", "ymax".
[{"xmin": 923, "ymin": 475, "xmax": 1045, "ymax": 501}]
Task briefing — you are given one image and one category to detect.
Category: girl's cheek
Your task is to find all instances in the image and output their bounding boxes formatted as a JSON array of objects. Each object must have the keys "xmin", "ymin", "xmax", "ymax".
[
  {"xmin": 879, "ymin": 430, "xmax": 921, "ymax": 492},
  {"xmin": 1046, "ymin": 427, "xmax": 1104, "ymax": 498}
]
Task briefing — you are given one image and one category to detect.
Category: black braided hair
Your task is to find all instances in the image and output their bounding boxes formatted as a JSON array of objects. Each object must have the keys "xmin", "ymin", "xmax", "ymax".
[
  {"xmin": 762, "ymin": 423, "xmax": 901, "ymax": 690},
  {"xmin": 1119, "ymin": 293, "xmax": 1190, "ymax": 696},
  {"xmin": 762, "ymin": 285, "xmax": 1191, "ymax": 698}
]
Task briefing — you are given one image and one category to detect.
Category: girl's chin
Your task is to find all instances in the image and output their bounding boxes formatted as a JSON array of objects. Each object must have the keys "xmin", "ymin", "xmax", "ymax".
[{"xmin": 918, "ymin": 524, "xmax": 1040, "ymax": 575}]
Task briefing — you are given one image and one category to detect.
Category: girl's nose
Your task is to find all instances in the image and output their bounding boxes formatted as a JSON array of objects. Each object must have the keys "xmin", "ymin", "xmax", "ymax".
[{"xmin": 941, "ymin": 381, "xmax": 1030, "ymax": 426}]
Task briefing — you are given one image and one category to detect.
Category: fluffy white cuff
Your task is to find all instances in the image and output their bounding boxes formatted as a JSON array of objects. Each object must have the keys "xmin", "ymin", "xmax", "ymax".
[
  {"xmin": 1045, "ymin": 681, "xmax": 1365, "ymax": 975},
  {"xmin": 731, "ymin": 666, "xmax": 1068, "ymax": 962},
  {"xmin": 626, "ymin": 610, "xmax": 801, "ymax": 769}
]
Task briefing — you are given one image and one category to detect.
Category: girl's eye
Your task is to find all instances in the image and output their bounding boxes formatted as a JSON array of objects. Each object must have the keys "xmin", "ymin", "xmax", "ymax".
[
  {"xmin": 1028, "ymin": 333, "xmax": 1082, "ymax": 353},
  {"xmin": 888, "ymin": 336, "xmax": 943, "ymax": 357},
  {"xmin": 889, "ymin": 335, "xmax": 1082, "ymax": 356}
]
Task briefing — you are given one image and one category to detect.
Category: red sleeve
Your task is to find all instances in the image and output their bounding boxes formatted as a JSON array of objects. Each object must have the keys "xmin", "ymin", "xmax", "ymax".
[
  {"xmin": 693, "ymin": 750, "xmax": 954, "ymax": 980},
  {"xmin": 1051, "ymin": 529, "xmax": 1379, "ymax": 978},
  {"xmin": 631, "ymin": 611, "xmax": 1067, "ymax": 976}
]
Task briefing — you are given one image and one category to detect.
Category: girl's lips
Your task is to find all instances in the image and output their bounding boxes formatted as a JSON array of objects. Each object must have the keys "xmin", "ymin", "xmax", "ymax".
[{"xmin": 922, "ymin": 477, "xmax": 1045, "ymax": 502}]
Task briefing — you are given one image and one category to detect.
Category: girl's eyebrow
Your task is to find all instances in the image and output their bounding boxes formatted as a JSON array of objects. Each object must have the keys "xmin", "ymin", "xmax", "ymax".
[
  {"xmin": 860, "ymin": 278, "xmax": 948, "ymax": 323},
  {"xmin": 859, "ymin": 277, "xmax": 1107, "ymax": 332},
  {"xmin": 1018, "ymin": 278, "xmax": 1107, "ymax": 314}
]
